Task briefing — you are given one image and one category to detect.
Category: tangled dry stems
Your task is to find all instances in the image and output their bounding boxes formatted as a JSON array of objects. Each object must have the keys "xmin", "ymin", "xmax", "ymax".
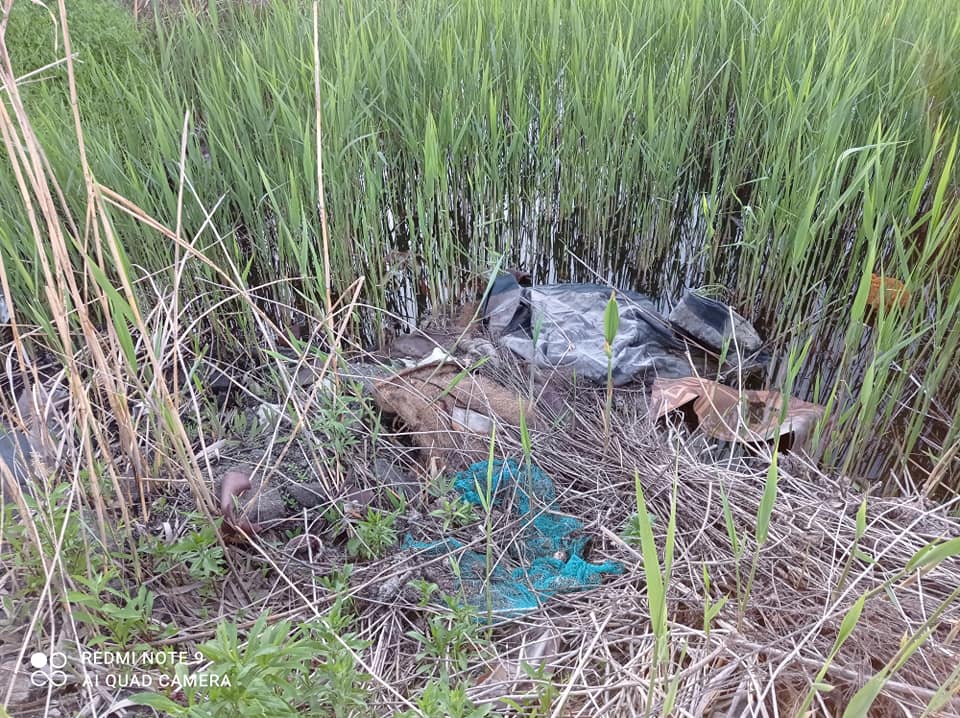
[
  {"xmin": 3, "ymin": 335, "xmax": 960, "ymax": 717},
  {"xmin": 189, "ymin": 352, "xmax": 960, "ymax": 716}
]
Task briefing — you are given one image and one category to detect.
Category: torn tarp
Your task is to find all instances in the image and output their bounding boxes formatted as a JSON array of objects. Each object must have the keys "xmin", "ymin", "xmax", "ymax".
[{"xmin": 481, "ymin": 274, "xmax": 766, "ymax": 385}]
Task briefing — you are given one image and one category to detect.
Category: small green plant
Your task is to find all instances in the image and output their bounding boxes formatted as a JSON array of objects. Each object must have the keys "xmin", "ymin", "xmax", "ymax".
[
  {"xmin": 471, "ymin": 428, "xmax": 500, "ymax": 624},
  {"xmin": 305, "ymin": 377, "xmax": 374, "ymax": 457},
  {"xmin": 700, "ymin": 564, "xmax": 728, "ymax": 638},
  {"xmin": 407, "ymin": 594, "xmax": 485, "ymax": 676},
  {"xmin": 319, "ymin": 564, "xmax": 354, "ymax": 594},
  {"xmin": 429, "ymin": 497, "xmax": 475, "ymax": 532},
  {"xmin": 345, "ymin": 507, "xmax": 398, "ymax": 560},
  {"xmin": 427, "ymin": 470, "xmax": 457, "ymax": 498},
  {"xmin": 317, "ymin": 566, "xmax": 359, "ymax": 627},
  {"xmin": 6, "ymin": 483, "xmax": 104, "ymax": 595},
  {"xmin": 68, "ymin": 574, "xmax": 157, "ymax": 649},
  {"xmin": 490, "ymin": 642, "xmax": 564, "ymax": 716},
  {"xmin": 719, "ymin": 482, "xmax": 745, "ymax": 610},
  {"xmin": 632, "ymin": 467, "xmax": 677, "ymax": 714},
  {"xmin": 146, "ymin": 519, "xmax": 225, "ymax": 583},
  {"xmin": 832, "ymin": 497, "xmax": 873, "ymax": 601},
  {"xmin": 410, "ymin": 578, "xmax": 440, "ymax": 607},
  {"xmin": 742, "ymin": 450, "xmax": 780, "ymax": 621},
  {"xmin": 133, "ymin": 612, "xmax": 370, "ymax": 718},
  {"xmin": 602, "ymin": 291, "xmax": 620, "ymax": 449},
  {"xmin": 398, "ymin": 679, "xmax": 491, "ymax": 718},
  {"xmin": 620, "ymin": 511, "xmax": 657, "ymax": 546}
]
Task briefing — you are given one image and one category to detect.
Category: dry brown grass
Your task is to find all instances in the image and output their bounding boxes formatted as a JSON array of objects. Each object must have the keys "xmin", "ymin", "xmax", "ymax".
[{"xmin": 3, "ymin": 311, "xmax": 960, "ymax": 716}]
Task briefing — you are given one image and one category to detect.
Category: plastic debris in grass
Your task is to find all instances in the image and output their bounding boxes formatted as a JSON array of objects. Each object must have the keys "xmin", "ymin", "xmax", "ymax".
[
  {"xmin": 481, "ymin": 274, "xmax": 768, "ymax": 385},
  {"xmin": 404, "ymin": 459, "xmax": 623, "ymax": 618}
]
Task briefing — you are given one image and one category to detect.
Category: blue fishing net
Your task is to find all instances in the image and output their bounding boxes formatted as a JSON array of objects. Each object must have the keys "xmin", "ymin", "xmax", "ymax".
[{"xmin": 404, "ymin": 459, "xmax": 623, "ymax": 618}]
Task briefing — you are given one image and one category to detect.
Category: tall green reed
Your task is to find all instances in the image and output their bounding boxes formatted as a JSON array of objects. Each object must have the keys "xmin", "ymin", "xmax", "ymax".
[{"xmin": 2, "ymin": 0, "xmax": 959, "ymax": 491}]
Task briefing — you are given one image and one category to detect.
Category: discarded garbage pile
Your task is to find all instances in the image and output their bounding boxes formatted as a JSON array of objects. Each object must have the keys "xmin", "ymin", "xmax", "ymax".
[
  {"xmin": 404, "ymin": 459, "xmax": 623, "ymax": 618},
  {"xmin": 481, "ymin": 273, "xmax": 767, "ymax": 384},
  {"xmin": 185, "ymin": 270, "xmax": 833, "ymax": 551}
]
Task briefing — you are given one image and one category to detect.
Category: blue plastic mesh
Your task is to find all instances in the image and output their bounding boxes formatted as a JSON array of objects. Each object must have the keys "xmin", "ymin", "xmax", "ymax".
[{"xmin": 404, "ymin": 459, "xmax": 623, "ymax": 618}]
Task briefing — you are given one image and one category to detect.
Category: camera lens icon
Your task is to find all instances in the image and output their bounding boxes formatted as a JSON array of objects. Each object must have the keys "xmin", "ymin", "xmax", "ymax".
[{"xmin": 29, "ymin": 652, "xmax": 67, "ymax": 688}]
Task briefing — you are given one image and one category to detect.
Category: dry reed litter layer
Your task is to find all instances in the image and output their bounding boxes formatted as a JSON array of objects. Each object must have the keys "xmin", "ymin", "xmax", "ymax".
[
  {"xmin": 198, "ymin": 359, "xmax": 960, "ymax": 716},
  {"xmin": 3, "ymin": 352, "xmax": 959, "ymax": 717}
]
